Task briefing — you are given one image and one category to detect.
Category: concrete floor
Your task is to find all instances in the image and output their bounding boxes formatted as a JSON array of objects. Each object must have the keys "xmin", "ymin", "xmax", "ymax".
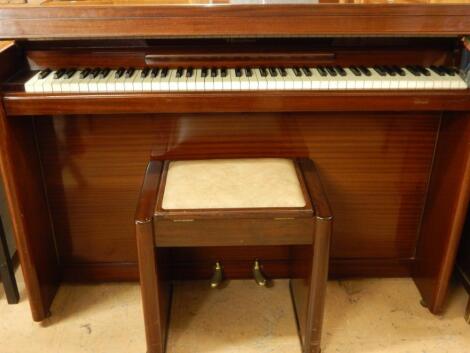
[{"xmin": 1, "ymin": 270, "xmax": 469, "ymax": 353}]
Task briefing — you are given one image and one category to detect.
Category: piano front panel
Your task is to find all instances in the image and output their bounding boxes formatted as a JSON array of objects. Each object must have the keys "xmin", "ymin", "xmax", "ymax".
[{"xmin": 34, "ymin": 112, "xmax": 439, "ymax": 279}]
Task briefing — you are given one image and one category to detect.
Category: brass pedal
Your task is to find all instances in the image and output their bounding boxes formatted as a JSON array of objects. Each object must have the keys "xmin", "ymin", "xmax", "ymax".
[
  {"xmin": 210, "ymin": 261, "xmax": 224, "ymax": 289},
  {"xmin": 253, "ymin": 259, "xmax": 269, "ymax": 287}
]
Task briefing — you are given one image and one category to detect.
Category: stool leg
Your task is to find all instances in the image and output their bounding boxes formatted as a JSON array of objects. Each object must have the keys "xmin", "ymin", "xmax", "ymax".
[
  {"xmin": 0, "ymin": 217, "xmax": 19, "ymax": 304},
  {"xmin": 136, "ymin": 220, "xmax": 171, "ymax": 353},
  {"xmin": 304, "ymin": 217, "xmax": 332, "ymax": 353}
]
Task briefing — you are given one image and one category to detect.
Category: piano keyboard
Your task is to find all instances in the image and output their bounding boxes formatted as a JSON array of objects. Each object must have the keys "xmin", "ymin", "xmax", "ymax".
[{"xmin": 24, "ymin": 66, "xmax": 468, "ymax": 93}]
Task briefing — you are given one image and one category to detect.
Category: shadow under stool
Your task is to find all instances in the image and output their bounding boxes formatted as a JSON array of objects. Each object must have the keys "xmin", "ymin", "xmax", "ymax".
[{"xmin": 135, "ymin": 157, "xmax": 333, "ymax": 353}]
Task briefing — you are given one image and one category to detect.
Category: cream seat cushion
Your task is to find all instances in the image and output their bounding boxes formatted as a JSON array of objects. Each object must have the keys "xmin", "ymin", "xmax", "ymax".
[{"xmin": 162, "ymin": 158, "xmax": 306, "ymax": 210}]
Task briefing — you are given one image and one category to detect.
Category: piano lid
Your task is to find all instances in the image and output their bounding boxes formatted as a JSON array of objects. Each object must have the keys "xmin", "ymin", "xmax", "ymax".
[
  {"xmin": 0, "ymin": 0, "xmax": 469, "ymax": 39},
  {"xmin": 25, "ymin": 0, "xmax": 470, "ymax": 5}
]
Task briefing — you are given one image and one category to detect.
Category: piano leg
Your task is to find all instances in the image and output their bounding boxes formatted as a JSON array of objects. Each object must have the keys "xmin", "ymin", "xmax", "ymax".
[
  {"xmin": 0, "ymin": 106, "xmax": 59, "ymax": 320},
  {"xmin": 413, "ymin": 113, "xmax": 470, "ymax": 314}
]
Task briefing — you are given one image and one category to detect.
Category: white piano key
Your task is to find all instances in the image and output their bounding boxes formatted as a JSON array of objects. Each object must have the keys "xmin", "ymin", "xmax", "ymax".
[
  {"xmin": 24, "ymin": 72, "xmax": 41, "ymax": 93},
  {"xmin": 282, "ymin": 70, "xmax": 294, "ymax": 90},
  {"xmin": 51, "ymin": 74, "xmax": 66, "ymax": 93},
  {"xmin": 176, "ymin": 70, "xmax": 189, "ymax": 91},
  {"xmin": 105, "ymin": 70, "xmax": 118, "ymax": 92},
  {"xmin": 132, "ymin": 70, "xmax": 144, "ymax": 92},
  {"xmin": 88, "ymin": 76, "xmax": 100, "ymax": 92},
  {"xmin": 240, "ymin": 70, "xmax": 251, "ymax": 91},
  {"xmin": 194, "ymin": 69, "xmax": 206, "ymax": 91},
  {"xmin": 186, "ymin": 71, "xmax": 198, "ymax": 91},
  {"xmin": 221, "ymin": 70, "xmax": 231, "ymax": 91},
  {"xmin": 123, "ymin": 71, "xmax": 138, "ymax": 92},
  {"xmin": 310, "ymin": 70, "xmax": 328, "ymax": 90},
  {"xmin": 205, "ymin": 71, "xmax": 215, "ymax": 91},
  {"xmin": 213, "ymin": 71, "xmax": 224, "ymax": 91},
  {"xmin": 254, "ymin": 69, "xmax": 268, "ymax": 90},
  {"xmin": 336, "ymin": 71, "xmax": 349, "ymax": 90},
  {"xmin": 151, "ymin": 72, "xmax": 164, "ymax": 91},
  {"xmin": 230, "ymin": 69, "xmax": 241, "ymax": 91},
  {"xmin": 273, "ymin": 69, "xmax": 285, "ymax": 90},
  {"xmin": 96, "ymin": 72, "xmax": 113, "ymax": 93},
  {"xmin": 286, "ymin": 69, "xmax": 302, "ymax": 90},
  {"xmin": 114, "ymin": 74, "xmax": 127, "ymax": 92},
  {"xmin": 345, "ymin": 69, "xmax": 361, "ymax": 90},
  {"xmin": 40, "ymin": 72, "xmax": 55, "ymax": 92},
  {"xmin": 160, "ymin": 71, "xmax": 171, "ymax": 92},
  {"xmin": 142, "ymin": 72, "xmax": 153, "ymax": 92},
  {"xmin": 388, "ymin": 72, "xmax": 402, "ymax": 90}
]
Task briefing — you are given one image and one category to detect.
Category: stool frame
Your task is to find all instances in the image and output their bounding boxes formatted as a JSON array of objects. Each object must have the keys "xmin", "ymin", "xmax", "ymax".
[{"xmin": 135, "ymin": 158, "xmax": 332, "ymax": 353}]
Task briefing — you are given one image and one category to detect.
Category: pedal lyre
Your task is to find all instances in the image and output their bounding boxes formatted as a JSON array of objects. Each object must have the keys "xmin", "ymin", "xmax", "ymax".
[
  {"xmin": 253, "ymin": 259, "xmax": 269, "ymax": 287},
  {"xmin": 210, "ymin": 261, "xmax": 223, "ymax": 289}
]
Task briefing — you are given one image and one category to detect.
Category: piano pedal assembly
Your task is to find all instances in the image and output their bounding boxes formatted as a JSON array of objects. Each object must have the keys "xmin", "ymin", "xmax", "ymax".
[
  {"xmin": 209, "ymin": 259, "xmax": 271, "ymax": 289},
  {"xmin": 210, "ymin": 261, "xmax": 224, "ymax": 289}
]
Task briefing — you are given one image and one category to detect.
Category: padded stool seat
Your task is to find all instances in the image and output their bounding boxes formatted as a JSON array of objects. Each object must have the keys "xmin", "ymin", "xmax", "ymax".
[
  {"xmin": 135, "ymin": 157, "xmax": 333, "ymax": 353},
  {"xmin": 162, "ymin": 158, "xmax": 306, "ymax": 209}
]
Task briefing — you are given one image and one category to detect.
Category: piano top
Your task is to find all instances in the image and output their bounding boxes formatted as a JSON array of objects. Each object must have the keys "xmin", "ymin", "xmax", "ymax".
[
  {"xmin": 0, "ymin": 0, "xmax": 470, "ymax": 39},
  {"xmin": 18, "ymin": 0, "xmax": 470, "ymax": 5}
]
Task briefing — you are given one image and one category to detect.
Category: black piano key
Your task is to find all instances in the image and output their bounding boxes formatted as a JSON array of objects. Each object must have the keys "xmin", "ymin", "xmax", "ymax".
[
  {"xmin": 115, "ymin": 67, "xmax": 125, "ymax": 79},
  {"xmin": 53, "ymin": 68, "xmax": 67, "ymax": 79},
  {"xmin": 392, "ymin": 65, "xmax": 406, "ymax": 76},
  {"xmin": 90, "ymin": 68, "xmax": 101, "ymax": 79},
  {"xmin": 445, "ymin": 67, "xmax": 458, "ymax": 76},
  {"xmin": 316, "ymin": 67, "xmax": 327, "ymax": 77},
  {"xmin": 65, "ymin": 68, "xmax": 77, "ymax": 79},
  {"xmin": 405, "ymin": 65, "xmax": 421, "ymax": 76},
  {"xmin": 439, "ymin": 66, "xmax": 456, "ymax": 76},
  {"xmin": 141, "ymin": 67, "xmax": 150, "ymax": 78},
  {"xmin": 186, "ymin": 67, "xmax": 194, "ymax": 78},
  {"xmin": 335, "ymin": 66, "xmax": 347, "ymax": 77},
  {"xmin": 125, "ymin": 68, "xmax": 135, "ymax": 78},
  {"xmin": 279, "ymin": 68, "xmax": 288, "ymax": 77},
  {"xmin": 141, "ymin": 68, "xmax": 150, "ymax": 78},
  {"xmin": 293, "ymin": 67, "xmax": 302, "ymax": 77},
  {"xmin": 221, "ymin": 68, "xmax": 228, "ymax": 78},
  {"xmin": 259, "ymin": 68, "xmax": 268, "ymax": 77},
  {"xmin": 245, "ymin": 68, "xmax": 253, "ymax": 77},
  {"xmin": 416, "ymin": 65, "xmax": 431, "ymax": 76},
  {"xmin": 383, "ymin": 66, "xmax": 397, "ymax": 76},
  {"xmin": 302, "ymin": 67, "xmax": 312, "ymax": 77},
  {"xmin": 160, "ymin": 68, "xmax": 169, "ymax": 78},
  {"xmin": 150, "ymin": 68, "xmax": 160, "ymax": 78},
  {"xmin": 349, "ymin": 66, "xmax": 362, "ymax": 76},
  {"xmin": 211, "ymin": 68, "xmax": 218, "ymax": 77},
  {"xmin": 373, "ymin": 66, "xmax": 387, "ymax": 76},
  {"xmin": 201, "ymin": 68, "xmax": 208, "ymax": 78},
  {"xmin": 430, "ymin": 65, "xmax": 445, "ymax": 76},
  {"xmin": 358, "ymin": 66, "xmax": 372, "ymax": 76},
  {"xmin": 325, "ymin": 66, "xmax": 337, "ymax": 76},
  {"xmin": 268, "ymin": 68, "xmax": 278, "ymax": 77},
  {"xmin": 38, "ymin": 68, "xmax": 52, "ymax": 80},
  {"xmin": 80, "ymin": 68, "xmax": 92, "ymax": 79},
  {"xmin": 176, "ymin": 67, "xmax": 184, "ymax": 78},
  {"xmin": 235, "ymin": 68, "xmax": 243, "ymax": 77},
  {"xmin": 99, "ymin": 68, "xmax": 110, "ymax": 79}
]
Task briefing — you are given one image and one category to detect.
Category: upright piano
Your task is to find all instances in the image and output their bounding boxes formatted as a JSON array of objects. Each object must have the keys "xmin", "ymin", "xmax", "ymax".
[{"xmin": 0, "ymin": 0, "xmax": 469, "ymax": 322}]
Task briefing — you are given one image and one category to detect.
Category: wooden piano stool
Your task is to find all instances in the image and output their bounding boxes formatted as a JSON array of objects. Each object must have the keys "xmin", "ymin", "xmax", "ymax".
[{"xmin": 135, "ymin": 158, "xmax": 333, "ymax": 353}]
